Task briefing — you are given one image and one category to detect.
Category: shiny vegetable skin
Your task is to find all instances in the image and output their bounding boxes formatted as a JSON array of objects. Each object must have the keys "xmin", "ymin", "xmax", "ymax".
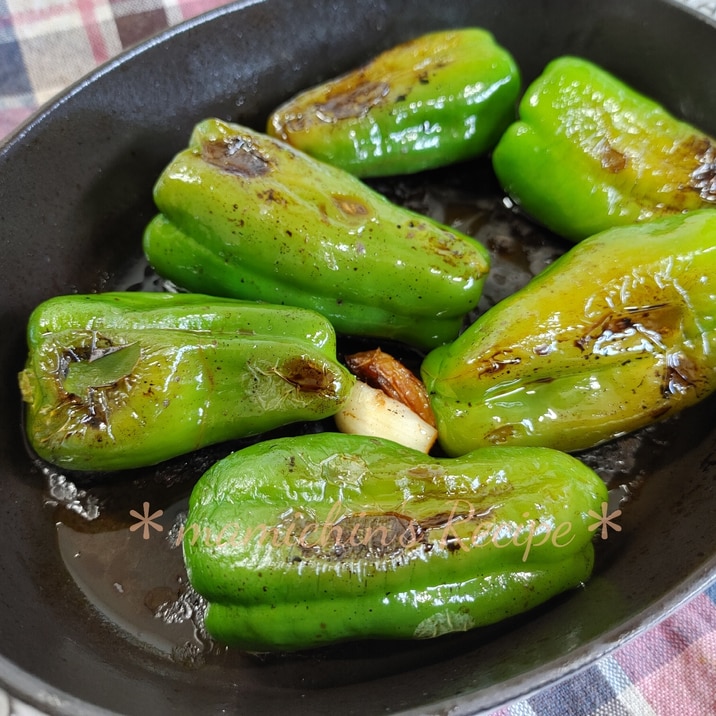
[
  {"xmin": 183, "ymin": 433, "xmax": 606, "ymax": 651},
  {"xmin": 18, "ymin": 292, "xmax": 354, "ymax": 472},
  {"xmin": 143, "ymin": 118, "xmax": 490, "ymax": 350},
  {"xmin": 421, "ymin": 210, "xmax": 716, "ymax": 455},
  {"xmin": 492, "ymin": 56, "xmax": 716, "ymax": 242},
  {"xmin": 267, "ymin": 28, "xmax": 521, "ymax": 177}
]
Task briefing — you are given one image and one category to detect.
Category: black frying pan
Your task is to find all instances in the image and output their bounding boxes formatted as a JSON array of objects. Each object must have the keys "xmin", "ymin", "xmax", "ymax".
[{"xmin": 1, "ymin": 1, "xmax": 715, "ymax": 714}]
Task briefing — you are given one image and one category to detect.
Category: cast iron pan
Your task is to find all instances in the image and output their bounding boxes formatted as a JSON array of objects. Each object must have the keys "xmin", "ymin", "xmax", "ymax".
[{"xmin": 1, "ymin": 0, "xmax": 715, "ymax": 714}]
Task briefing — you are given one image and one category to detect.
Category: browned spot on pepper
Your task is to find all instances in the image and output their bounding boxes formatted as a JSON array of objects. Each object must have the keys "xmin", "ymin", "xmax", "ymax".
[
  {"xmin": 650, "ymin": 405, "xmax": 672, "ymax": 420},
  {"xmin": 486, "ymin": 425, "xmax": 522, "ymax": 444},
  {"xmin": 257, "ymin": 188, "xmax": 287, "ymax": 205},
  {"xmin": 201, "ymin": 136, "xmax": 271, "ymax": 178},
  {"xmin": 315, "ymin": 79, "xmax": 390, "ymax": 121},
  {"xmin": 332, "ymin": 194, "xmax": 370, "ymax": 218},
  {"xmin": 477, "ymin": 350, "xmax": 521, "ymax": 376},
  {"xmin": 405, "ymin": 465, "xmax": 440, "ymax": 480},
  {"xmin": 575, "ymin": 313, "xmax": 632, "ymax": 351},
  {"xmin": 56, "ymin": 337, "xmax": 137, "ymax": 430},
  {"xmin": 278, "ymin": 357, "xmax": 336, "ymax": 395},
  {"xmin": 425, "ymin": 230, "xmax": 473, "ymax": 268},
  {"xmin": 297, "ymin": 511, "xmax": 428, "ymax": 561},
  {"xmin": 635, "ymin": 303, "xmax": 683, "ymax": 337},
  {"xmin": 597, "ymin": 138, "xmax": 627, "ymax": 173},
  {"xmin": 316, "ymin": 203, "xmax": 330, "ymax": 224},
  {"xmin": 61, "ymin": 335, "xmax": 116, "ymax": 372},
  {"xmin": 418, "ymin": 511, "xmax": 470, "ymax": 530},
  {"xmin": 575, "ymin": 304, "xmax": 678, "ymax": 352}
]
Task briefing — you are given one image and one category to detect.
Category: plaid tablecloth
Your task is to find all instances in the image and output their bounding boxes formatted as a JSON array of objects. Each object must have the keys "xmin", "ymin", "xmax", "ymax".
[{"xmin": 2, "ymin": 1, "xmax": 716, "ymax": 714}]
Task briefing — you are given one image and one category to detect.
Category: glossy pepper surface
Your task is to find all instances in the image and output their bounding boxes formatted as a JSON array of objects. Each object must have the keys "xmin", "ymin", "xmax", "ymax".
[
  {"xmin": 18, "ymin": 292, "xmax": 354, "ymax": 472},
  {"xmin": 421, "ymin": 210, "xmax": 716, "ymax": 456},
  {"xmin": 267, "ymin": 28, "xmax": 521, "ymax": 177},
  {"xmin": 492, "ymin": 56, "xmax": 716, "ymax": 242},
  {"xmin": 183, "ymin": 432, "xmax": 606, "ymax": 651},
  {"xmin": 144, "ymin": 118, "xmax": 490, "ymax": 350}
]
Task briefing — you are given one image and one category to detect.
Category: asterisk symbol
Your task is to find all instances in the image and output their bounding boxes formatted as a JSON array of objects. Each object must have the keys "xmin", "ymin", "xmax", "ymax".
[
  {"xmin": 588, "ymin": 501, "xmax": 622, "ymax": 540},
  {"xmin": 129, "ymin": 501, "xmax": 164, "ymax": 540}
]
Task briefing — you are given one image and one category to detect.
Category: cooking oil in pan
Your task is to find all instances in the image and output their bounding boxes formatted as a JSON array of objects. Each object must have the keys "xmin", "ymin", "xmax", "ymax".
[{"xmin": 48, "ymin": 460, "xmax": 219, "ymax": 664}]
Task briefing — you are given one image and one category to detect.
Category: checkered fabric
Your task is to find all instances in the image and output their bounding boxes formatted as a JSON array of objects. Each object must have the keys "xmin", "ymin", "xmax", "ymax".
[
  {"xmin": 491, "ymin": 582, "xmax": 716, "ymax": 716},
  {"xmin": 0, "ymin": 0, "xmax": 228, "ymax": 138},
  {"xmin": 1, "ymin": 1, "xmax": 716, "ymax": 714}
]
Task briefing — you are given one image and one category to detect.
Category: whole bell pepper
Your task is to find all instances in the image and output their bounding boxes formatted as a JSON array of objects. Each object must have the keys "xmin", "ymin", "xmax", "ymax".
[
  {"xmin": 18, "ymin": 292, "xmax": 354, "ymax": 472},
  {"xmin": 182, "ymin": 432, "xmax": 607, "ymax": 651},
  {"xmin": 492, "ymin": 56, "xmax": 716, "ymax": 242},
  {"xmin": 143, "ymin": 118, "xmax": 490, "ymax": 350},
  {"xmin": 267, "ymin": 28, "xmax": 521, "ymax": 177},
  {"xmin": 421, "ymin": 209, "xmax": 716, "ymax": 456}
]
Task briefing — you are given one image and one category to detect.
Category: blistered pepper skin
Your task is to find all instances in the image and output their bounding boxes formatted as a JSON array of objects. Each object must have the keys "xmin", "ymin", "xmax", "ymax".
[
  {"xmin": 144, "ymin": 118, "xmax": 490, "ymax": 350},
  {"xmin": 183, "ymin": 433, "xmax": 606, "ymax": 651},
  {"xmin": 492, "ymin": 56, "xmax": 716, "ymax": 242},
  {"xmin": 421, "ymin": 210, "xmax": 716, "ymax": 456},
  {"xmin": 267, "ymin": 28, "xmax": 521, "ymax": 178},
  {"xmin": 18, "ymin": 293, "xmax": 354, "ymax": 472}
]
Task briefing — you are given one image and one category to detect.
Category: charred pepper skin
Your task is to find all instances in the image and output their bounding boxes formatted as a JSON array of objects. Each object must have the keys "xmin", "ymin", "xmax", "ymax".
[
  {"xmin": 18, "ymin": 292, "xmax": 354, "ymax": 472},
  {"xmin": 144, "ymin": 118, "xmax": 490, "ymax": 350},
  {"xmin": 492, "ymin": 56, "xmax": 716, "ymax": 242},
  {"xmin": 266, "ymin": 28, "xmax": 521, "ymax": 178},
  {"xmin": 183, "ymin": 432, "xmax": 606, "ymax": 652},
  {"xmin": 421, "ymin": 210, "xmax": 716, "ymax": 456}
]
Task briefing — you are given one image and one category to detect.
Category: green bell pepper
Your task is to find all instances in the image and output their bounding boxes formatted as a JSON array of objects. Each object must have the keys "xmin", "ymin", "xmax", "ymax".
[
  {"xmin": 421, "ymin": 209, "xmax": 716, "ymax": 456},
  {"xmin": 492, "ymin": 56, "xmax": 716, "ymax": 242},
  {"xmin": 143, "ymin": 118, "xmax": 490, "ymax": 350},
  {"xmin": 267, "ymin": 28, "xmax": 521, "ymax": 177},
  {"xmin": 18, "ymin": 292, "xmax": 354, "ymax": 472},
  {"xmin": 183, "ymin": 432, "xmax": 606, "ymax": 651}
]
